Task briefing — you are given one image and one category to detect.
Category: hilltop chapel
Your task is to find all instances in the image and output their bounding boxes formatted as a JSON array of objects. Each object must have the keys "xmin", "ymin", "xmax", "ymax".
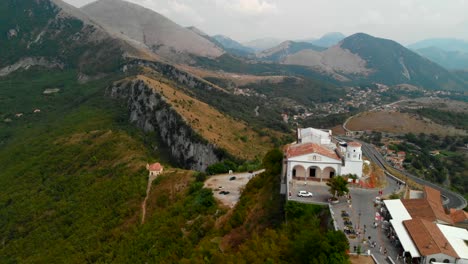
[{"xmin": 282, "ymin": 127, "xmax": 364, "ymax": 186}]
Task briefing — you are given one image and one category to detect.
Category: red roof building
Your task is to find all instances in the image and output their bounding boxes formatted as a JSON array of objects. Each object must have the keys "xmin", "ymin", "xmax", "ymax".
[
  {"xmin": 285, "ymin": 142, "xmax": 340, "ymax": 161},
  {"xmin": 147, "ymin": 162, "xmax": 163, "ymax": 176}
]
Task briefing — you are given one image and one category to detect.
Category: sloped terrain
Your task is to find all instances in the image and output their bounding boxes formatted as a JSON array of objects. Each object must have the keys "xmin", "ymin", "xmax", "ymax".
[
  {"xmin": 81, "ymin": 0, "xmax": 223, "ymax": 60},
  {"xmin": 257, "ymin": 41, "xmax": 325, "ymax": 62},
  {"xmin": 0, "ymin": 0, "xmax": 154, "ymax": 77},
  {"xmin": 414, "ymin": 47, "xmax": 468, "ymax": 70},
  {"xmin": 340, "ymin": 33, "xmax": 466, "ymax": 90},
  {"xmin": 212, "ymin": 35, "xmax": 255, "ymax": 57},
  {"xmin": 347, "ymin": 111, "xmax": 467, "ymax": 136},
  {"xmin": 116, "ymin": 74, "xmax": 276, "ymax": 161}
]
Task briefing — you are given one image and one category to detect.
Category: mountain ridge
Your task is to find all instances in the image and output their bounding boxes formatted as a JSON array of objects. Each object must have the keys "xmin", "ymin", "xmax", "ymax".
[
  {"xmin": 81, "ymin": 0, "xmax": 224, "ymax": 61},
  {"xmin": 309, "ymin": 32, "xmax": 346, "ymax": 47}
]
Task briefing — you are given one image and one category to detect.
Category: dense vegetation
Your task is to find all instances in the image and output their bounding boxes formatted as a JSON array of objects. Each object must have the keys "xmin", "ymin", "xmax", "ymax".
[
  {"xmin": 412, "ymin": 108, "xmax": 468, "ymax": 130},
  {"xmin": 390, "ymin": 133, "xmax": 468, "ymax": 197},
  {"xmin": 0, "ymin": 70, "xmax": 157, "ymax": 262},
  {"xmin": 244, "ymin": 77, "xmax": 344, "ymax": 105},
  {"xmin": 0, "ymin": 98, "xmax": 350, "ymax": 263},
  {"xmin": 301, "ymin": 112, "xmax": 352, "ymax": 129}
]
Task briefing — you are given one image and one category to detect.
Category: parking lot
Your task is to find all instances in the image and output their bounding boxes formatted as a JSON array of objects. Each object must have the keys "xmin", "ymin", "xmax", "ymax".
[
  {"xmin": 204, "ymin": 170, "xmax": 264, "ymax": 208},
  {"xmin": 288, "ymin": 180, "xmax": 333, "ymax": 205}
]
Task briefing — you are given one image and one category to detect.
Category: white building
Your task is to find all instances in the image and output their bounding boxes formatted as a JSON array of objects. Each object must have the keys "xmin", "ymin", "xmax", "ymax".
[{"xmin": 281, "ymin": 128, "xmax": 364, "ymax": 193}]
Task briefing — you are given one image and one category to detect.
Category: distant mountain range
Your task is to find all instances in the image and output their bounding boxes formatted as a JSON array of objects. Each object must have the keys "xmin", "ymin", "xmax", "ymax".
[
  {"xmin": 408, "ymin": 38, "xmax": 468, "ymax": 52},
  {"xmin": 211, "ymin": 35, "xmax": 255, "ymax": 57},
  {"xmin": 242, "ymin": 38, "xmax": 284, "ymax": 52},
  {"xmin": 308, "ymin": 32, "xmax": 346, "ymax": 47},
  {"xmin": 2, "ymin": 0, "xmax": 467, "ymax": 92},
  {"xmin": 340, "ymin": 33, "xmax": 465, "ymax": 89},
  {"xmin": 407, "ymin": 38, "xmax": 468, "ymax": 70},
  {"xmin": 252, "ymin": 33, "xmax": 466, "ymax": 90},
  {"xmin": 257, "ymin": 41, "xmax": 325, "ymax": 61}
]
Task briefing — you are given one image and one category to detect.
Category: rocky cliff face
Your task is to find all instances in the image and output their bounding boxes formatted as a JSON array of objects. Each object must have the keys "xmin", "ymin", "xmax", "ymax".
[{"xmin": 107, "ymin": 79, "xmax": 223, "ymax": 171}]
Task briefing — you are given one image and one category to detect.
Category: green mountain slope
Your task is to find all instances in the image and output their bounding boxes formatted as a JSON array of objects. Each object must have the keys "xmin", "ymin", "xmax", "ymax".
[
  {"xmin": 212, "ymin": 34, "xmax": 255, "ymax": 57},
  {"xmin": 414, "ymin": 47, "xmax": 468, "ymax": 70},
  {"xmin": 408, "ymin": 38, "xmax": 468, "ymax": 52},
  {"xmin": 0, "ymin": 77, "xmax": 349, "ymax": 261},
  {"xmin": 0, "ymin": 0, "xmax": 137, "ymax": 76},
  {"xmin": 341, "ymin": 33, "xmax": 466, "ymax": 90},
  {"xmin": 258, "ymin": 41, "xmax": 326, "ymax": 62}
]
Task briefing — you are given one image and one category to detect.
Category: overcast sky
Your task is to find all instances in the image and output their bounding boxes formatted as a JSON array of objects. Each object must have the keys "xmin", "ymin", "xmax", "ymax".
[{"xmin": 64, "ymin": 0, "xmax": 468, "ymax": 44}]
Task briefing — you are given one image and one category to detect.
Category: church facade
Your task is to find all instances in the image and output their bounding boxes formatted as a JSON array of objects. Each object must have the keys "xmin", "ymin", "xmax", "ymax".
[{"xmin": 282, "ymin": 128, "xmax": 364, "ymax": 185}]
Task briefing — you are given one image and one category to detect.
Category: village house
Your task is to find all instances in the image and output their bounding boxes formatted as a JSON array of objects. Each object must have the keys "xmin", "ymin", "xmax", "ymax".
[
  {"xmin": 146, "ymin": 162, "xmax": 163, "ymax": 176},
  {"xmin": 281, "ymin": 128, "xmax": 364, "ymax": 195}
]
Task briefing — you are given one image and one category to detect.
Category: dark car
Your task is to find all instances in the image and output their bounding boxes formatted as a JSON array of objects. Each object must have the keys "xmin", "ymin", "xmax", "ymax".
[
  {"xmin": 219, "ymin": 191, "xmax": 230, "ymax": 195},
  {"xmin": 229, "ymin": 176, "xmax": 236, "ymax": 181}
]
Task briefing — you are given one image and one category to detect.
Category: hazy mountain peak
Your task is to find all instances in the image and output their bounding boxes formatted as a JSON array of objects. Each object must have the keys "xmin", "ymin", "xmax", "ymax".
[
  {"xmin": 408, "ymin": 38, "xmax": 468, "ymax": 53},
  {"xmin": 310, "ymin": 32, "xmax": 346, "ymax": 47},
  {"xmin": 81, "ymin": 0, "xmax": 224, "ymax": 59},
  {"xmin": 257, "ymin": 40, "xmax": 325, "ymax": 61},
  {"xmin": 242, "ymin": 37, "xmax": 284, "ymax": 52}
]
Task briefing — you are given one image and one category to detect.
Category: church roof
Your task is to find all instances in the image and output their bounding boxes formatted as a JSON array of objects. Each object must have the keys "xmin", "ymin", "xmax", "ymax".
[
  {"xmin": 285, "ymin": 142, "xmax": 340, "ymax": 161},
  {"xmin": 347, "ymin": 142, "xmax": 362, "ymax": 147}
]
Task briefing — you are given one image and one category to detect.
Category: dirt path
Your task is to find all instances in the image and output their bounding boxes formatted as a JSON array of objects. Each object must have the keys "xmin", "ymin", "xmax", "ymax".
[{"xmin": 141, "ymin": 174, "xmax": 158, "ymax": 224}]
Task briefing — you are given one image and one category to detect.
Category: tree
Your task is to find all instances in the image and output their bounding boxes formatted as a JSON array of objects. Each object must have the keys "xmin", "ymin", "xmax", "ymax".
[{"xmin": 326, "ymin": 177, "xmax": 349, "ymax": 198}]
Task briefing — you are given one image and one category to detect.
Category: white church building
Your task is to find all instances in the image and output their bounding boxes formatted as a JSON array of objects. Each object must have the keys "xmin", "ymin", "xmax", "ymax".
[{"xmin": 281, "ymin": 128, "xmax": 364, "ymax": 190}]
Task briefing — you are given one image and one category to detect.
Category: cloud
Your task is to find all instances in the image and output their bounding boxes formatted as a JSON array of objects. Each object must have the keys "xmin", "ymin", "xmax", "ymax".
[
  {"xmin": 64, "ymin": 0, "xmax": 468, "ymax": 43},
  {"xmin": 167, "ymin": 0, "xmax": 205, "ymax": 23},
  {"xmin": 215, "ymin": 0, "xmax": 278, "ymax": 15}
]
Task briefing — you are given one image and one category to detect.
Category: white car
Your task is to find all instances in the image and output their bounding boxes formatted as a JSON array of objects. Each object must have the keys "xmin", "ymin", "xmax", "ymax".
[{"xmin": 298, "ymin": 190, "xmax": 313, "ymax": 197}]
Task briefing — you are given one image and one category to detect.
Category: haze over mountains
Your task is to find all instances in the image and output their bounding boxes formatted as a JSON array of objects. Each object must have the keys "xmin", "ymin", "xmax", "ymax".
[
  {"xmin": 2, "ymin": 0, "xmax": 467, "ymax": 91},
  {"xmin": 408, "ymin": 38, "xmax": 468, "ymax": 70}
]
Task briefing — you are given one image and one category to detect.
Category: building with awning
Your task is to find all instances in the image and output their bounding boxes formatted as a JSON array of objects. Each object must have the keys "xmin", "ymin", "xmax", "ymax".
[
  {"xmin": 383, "ymin": 199, "xmax": 421, "ymax": 258},
  {"xmin": 383, "ymin": 186, "xmax": 468, "ymax": 264}
]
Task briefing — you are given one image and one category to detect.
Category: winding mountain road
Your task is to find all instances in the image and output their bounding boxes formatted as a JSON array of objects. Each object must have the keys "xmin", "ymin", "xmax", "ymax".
[
  {"xmin": 341, "ymin": 103, "xmax": 466, "ymax": 210},
  {"xmin": 345, "ymin": 137, "xmax": 467, "ymax": 210}
]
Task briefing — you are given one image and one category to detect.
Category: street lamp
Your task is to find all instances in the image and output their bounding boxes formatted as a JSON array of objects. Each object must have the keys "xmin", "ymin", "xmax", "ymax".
[
  {"xmin": 358, "ymin": 211, "xmax": 361, "ymax": 228},
  {"xmin": 358, "ymin": 211, "xmax": 362, "ymax": 238}
]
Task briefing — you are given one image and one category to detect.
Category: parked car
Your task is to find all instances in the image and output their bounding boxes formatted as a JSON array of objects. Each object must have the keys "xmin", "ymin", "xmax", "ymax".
[
  {"xmin": 297, "ymin": 190, "xmax": 313, "ymax": 197},
  {"xmin": 229, "ymin": 176, "xmax": 236, "ymax": 181},
  {"xmin": 219, "ymin": 191, "xmax": 230, "ymax": 195}
]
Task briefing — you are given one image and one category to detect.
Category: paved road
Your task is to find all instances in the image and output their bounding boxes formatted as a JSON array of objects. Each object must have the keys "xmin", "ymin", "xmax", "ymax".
[
  {"xmin": 331, "ymin": 176, "xmax": 403, "ymax": 264},
  {"xmin": 348, "ymin": 137, "xmax": 467, "ymax": 210}
]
